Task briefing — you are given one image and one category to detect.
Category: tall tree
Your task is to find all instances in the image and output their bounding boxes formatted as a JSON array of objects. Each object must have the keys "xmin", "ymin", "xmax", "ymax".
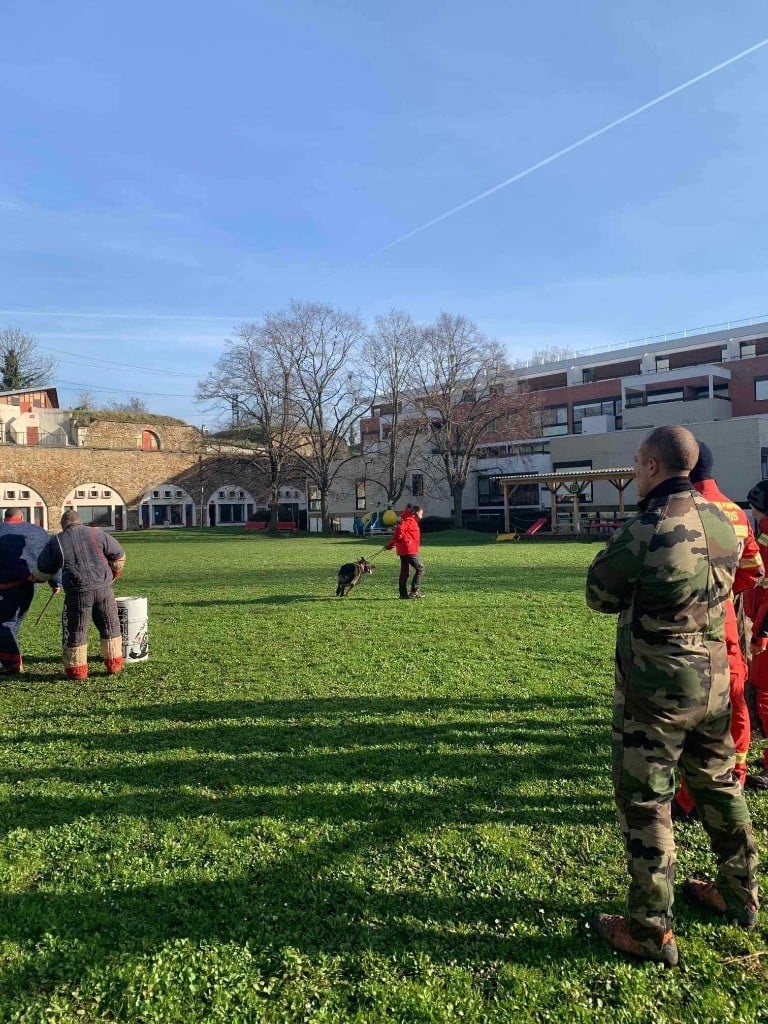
[
  {"xmin": 197, "ymin": 320, "xmax": 297, "ymax": 533},
  {"xmin": 0, "ymin": 325, "xmax": 56, "ymax": 390},
  {"xmin": 415, "ymin": 312, "xmax": 534, "ymax": 528},
  {"xmin": 361, "ymin": 309, "xmax": 424, "ymax": 506},
  {"xmin": 266, "ymin": 302, "xmax": 374, "ymax": 533}
]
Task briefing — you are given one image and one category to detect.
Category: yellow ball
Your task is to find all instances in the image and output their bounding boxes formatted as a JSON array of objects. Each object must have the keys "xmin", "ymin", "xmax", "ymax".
[{"xmin": 382, "ymin": 509, "xmax": 397, "ymax": 527}]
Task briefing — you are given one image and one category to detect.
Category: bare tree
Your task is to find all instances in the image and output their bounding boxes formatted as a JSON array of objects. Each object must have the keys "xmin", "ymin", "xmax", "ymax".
[
  {"xmin": 74, "ymin": 390, "xmax": 95, "ymax": 410},
  {"xmin": 266, "ymin": 302, "xmax": 374, "ymax": 533},
  {"xmin": 197, "ymin": 320, "xmax": 297, "ymax": 533},
  {"xmin": 514, "ymin": 343, "xmax": 578, "ymax": 368},
  {"xmin": 0, "ymin": 325, "xmax": 56, "ymax": 390},
  {"xmin": 107, "ymin": 395, "xmax": 149, "ymax": 414},
  {"xmin": 360, "ymin": 309, "xmax": 424, "ymax": 506},
  {"xmin": 415, "ymin": 312, "xmax": 535, "ymax": 528}
]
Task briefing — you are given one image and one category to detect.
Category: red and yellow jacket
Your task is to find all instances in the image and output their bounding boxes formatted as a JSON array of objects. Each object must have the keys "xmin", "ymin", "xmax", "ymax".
[{"xmin": 745, "ymin": 511, "xmax": 768, "ymax": 645}]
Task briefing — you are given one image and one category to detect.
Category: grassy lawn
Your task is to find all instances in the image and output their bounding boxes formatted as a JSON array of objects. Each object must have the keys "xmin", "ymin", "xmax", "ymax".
[{"xmin": 0, "ymin": 529, "xmax": 766, "ymax": 1023}]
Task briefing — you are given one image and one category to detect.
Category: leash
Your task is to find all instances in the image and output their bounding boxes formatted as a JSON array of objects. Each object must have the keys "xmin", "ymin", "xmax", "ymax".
[
  {"xmin": 364, "ymin": 545, "xmax": 390, "ymax": 565},
  {"xmin": 34, "ymin": 588, "xmax": 59, "ymax": 626}
]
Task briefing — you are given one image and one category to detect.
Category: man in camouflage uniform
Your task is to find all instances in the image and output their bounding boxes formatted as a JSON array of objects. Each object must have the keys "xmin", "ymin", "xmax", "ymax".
[{"xmin": 586, "ymin": 426, "xmax": 759, "ymax": 966}]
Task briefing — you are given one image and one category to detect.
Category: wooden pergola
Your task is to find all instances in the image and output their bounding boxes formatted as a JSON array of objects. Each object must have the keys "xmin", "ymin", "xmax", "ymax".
[{"xmin": 492, "ymin": 467, "xmax": 636, "ymax": 534}]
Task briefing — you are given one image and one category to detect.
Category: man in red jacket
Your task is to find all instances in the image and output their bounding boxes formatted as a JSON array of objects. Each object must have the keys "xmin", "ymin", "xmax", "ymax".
[
  {"xmin": 386, "ymin": 505, "xmax": 425, "ymax": 599},
  {"xmin": 673, "ymin": 445, "xmax": 764, "ymax": 816},
  {"xmin": 744, "ymin": 479, "xmax": 768, "ymax": 790}
]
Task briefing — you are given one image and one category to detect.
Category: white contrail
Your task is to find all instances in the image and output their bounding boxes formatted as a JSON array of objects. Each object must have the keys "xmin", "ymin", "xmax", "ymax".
[{"xmin": 367, "ymin": 36, "xmax": 768, "ymax": 259}]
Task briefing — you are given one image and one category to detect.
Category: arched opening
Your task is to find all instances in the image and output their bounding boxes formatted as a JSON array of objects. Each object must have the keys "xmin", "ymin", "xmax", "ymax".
[
  {"xmin": 63, "ymin": 483, "xmax": 127, "ymax": 531},
  {"xmin": 141, "ymin": 484, "xmax": 196, "ymax": 527},
  {"xmin": 140, "ymin": 429, "xmax": 161, "ymax": 451},
  {"xmin": 0, "ymin": 483, "xmax": 48, "ymax": 527},
  {"xmin": 206, "ymin": 485, "xmax": 256, "ymax": 526}
]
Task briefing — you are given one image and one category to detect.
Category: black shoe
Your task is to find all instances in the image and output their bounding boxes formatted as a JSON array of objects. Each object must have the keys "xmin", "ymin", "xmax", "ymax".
[{"xmin": 745, "ymin": 770, "xmax": 768, "ymax": 791}]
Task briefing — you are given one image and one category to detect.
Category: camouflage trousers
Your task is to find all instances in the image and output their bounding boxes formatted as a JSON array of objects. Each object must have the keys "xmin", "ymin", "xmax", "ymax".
[{"xmin": 612, "ymin": 645, "xmax": 759, "ymax": 948}]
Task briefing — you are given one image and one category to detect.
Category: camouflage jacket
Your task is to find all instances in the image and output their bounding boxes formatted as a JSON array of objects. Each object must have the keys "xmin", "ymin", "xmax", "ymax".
[{"xmin": 586, "ymin": 477, "xmax": 738, "ymax": 700}]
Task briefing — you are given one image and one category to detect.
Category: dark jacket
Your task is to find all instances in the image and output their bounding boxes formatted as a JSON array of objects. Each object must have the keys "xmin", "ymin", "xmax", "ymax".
[
  {"xmin": 37, "ymin": 524, "xmax": 125, "ymax": 593},
  {"xmin": 0, "ymin": 521, "xmax": 61, "ymax": 589}
]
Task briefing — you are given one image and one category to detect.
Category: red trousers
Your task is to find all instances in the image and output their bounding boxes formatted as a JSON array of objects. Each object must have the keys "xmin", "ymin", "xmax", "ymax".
[
  {"xmin": 676, "ymin": 607, "xmax": 750, "ymax": 813},
  {"xmin": 748, "ymin": 649, "xmax": 768, "ymax": 770}
]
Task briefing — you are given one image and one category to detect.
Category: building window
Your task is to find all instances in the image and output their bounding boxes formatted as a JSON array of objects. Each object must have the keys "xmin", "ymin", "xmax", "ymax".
[
  {"xmin": 646, "ymin": 389, "xmax": 684, "ymax": 405},
  {"xmin": 477, "ymin": 476, "xmax": 503, "ymax": 506},
  {"xmin": 741, "ymin": 342, "xmax": 757, "ymax": 359},
  {"xmin": 308, "ymin": 485, "xmax": 321, "ymax": 513},
  {"xmin": 355, "ymin": 480, "xmax": 366, "ymax": 511},
  {"xmin": 411, "ymin": 473, "xmax": 424, "ymax": 497},
  {"xmin": 537, "ymin": 405, "xmax": 568, "ymax": 437},
  {"xmin": 572, "ymin": 398, "xmax": 621, "ymax": 434},
  {"xmin": 581, "ymin": 368, "xmax": 595, "ymax": 384},
  {"xmin": 78, "ymin": 506, "xmax": 113, "ymax": 527},
  {"xmin": 755, "ymin": 377, "xmax": 768, "ymax": 402},
  {"xmin": 218, "ymin": 503, "xmax": 244, "ymax": 524},
  {"xmin": 489, "ymin": 384, "xmax": 505, "ymax": 398},
  {"xmin": 461, "ymin": 389, "xmax": 476, "ymax": 403},
  {"xmin": 655, "ymin": 357, "xmax": 670, "ymax": 372}
]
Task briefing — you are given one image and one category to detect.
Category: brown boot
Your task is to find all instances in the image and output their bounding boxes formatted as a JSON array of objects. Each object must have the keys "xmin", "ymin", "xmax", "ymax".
[
  {"xmin": 682, "ymin": 879, "xmax": 758, "ymax": 930},
  {"xmin": 594, "ymin": 914, "xmax": 679, "ymax": 967}
]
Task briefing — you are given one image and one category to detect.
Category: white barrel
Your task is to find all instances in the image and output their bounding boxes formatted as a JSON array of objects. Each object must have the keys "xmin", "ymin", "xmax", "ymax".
[{"xmin": 116, "ymin": 596, "xmax": 149, "ymax": 663}]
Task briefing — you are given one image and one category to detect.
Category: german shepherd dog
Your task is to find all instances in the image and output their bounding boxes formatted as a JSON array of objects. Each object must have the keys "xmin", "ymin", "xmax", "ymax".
[{"xmin": 336, "ymin": 557, "xmax": 373, "ymax": 597}]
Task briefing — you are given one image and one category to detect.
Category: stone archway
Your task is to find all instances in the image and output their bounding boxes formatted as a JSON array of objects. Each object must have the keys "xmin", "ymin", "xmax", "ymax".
[{"xmin": 0, "ymin": 481, "xmax": 48, "ymax": 528}]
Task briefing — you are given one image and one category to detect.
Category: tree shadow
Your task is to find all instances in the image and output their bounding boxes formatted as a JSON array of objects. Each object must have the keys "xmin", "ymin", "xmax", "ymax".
[{"xmin": 0, "ymin": 693, "xmax": 622, "ymax": 1007}]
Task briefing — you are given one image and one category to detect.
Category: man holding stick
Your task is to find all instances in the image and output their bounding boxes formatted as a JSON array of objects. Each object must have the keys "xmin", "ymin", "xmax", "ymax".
[{"xmin": 36, "ymin": 509, "xmax": 126, "ymax": 679}]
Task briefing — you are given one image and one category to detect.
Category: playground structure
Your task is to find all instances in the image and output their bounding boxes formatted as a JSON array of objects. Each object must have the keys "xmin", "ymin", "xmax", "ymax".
[{"xmin": 354, "ymin": 508, "xmax": 398, "ymax": 536}]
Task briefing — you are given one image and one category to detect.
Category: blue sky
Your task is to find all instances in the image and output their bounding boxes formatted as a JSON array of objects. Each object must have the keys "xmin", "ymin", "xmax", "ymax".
[{"xmin": 2, "ymin": 1, "xmax": 767, "ymax": 423}]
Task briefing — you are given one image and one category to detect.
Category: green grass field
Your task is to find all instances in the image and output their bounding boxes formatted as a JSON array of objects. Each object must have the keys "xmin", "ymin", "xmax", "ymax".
[{"xmin": 1, "ymin": 530, "xmax": 766, "ymax": 1023}]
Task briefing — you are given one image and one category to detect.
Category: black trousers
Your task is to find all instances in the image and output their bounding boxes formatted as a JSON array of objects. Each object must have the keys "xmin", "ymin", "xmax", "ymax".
[{"xmin": 399, "ymin": 555, "xmax": 424, "ymax": 598}]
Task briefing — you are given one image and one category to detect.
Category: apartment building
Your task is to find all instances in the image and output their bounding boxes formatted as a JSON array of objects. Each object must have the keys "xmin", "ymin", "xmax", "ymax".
[{"xmin": 350, "ymin": 317, "xmax": 768, "ymax": 526}]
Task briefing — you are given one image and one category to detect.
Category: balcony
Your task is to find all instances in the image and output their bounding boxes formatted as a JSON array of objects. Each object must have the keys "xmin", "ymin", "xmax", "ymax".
[{"xmin": 621, "ymin": 364, "xmax": 731, "ymax": 431}]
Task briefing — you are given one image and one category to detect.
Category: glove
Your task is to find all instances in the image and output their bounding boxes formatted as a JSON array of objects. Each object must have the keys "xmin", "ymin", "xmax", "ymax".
[{"xmin": 48, "ymin": 582, "xmax": 61, "ymax": 594}]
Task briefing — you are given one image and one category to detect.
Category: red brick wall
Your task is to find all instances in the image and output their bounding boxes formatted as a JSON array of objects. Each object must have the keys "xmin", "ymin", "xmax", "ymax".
[{"xmin": 726, "ymin": 354, "xmax": 768, "ymax": 416}]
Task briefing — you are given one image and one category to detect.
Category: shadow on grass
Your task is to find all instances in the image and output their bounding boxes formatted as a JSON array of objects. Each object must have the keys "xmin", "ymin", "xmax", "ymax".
[{"xmin": 0, "ymin": 694, "xmax": 619, "ymax": 1001}]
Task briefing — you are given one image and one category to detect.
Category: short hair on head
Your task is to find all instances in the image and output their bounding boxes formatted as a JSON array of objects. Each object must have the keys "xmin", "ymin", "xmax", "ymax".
[
  {"xmin": 641, "ymin": 426, "xmax": 699, "ymax": 475},
  {"xmin": 3, "ymin": 507, "xmax": 23, "ymax": 520},
  {"xmin": 60, "ymin": 509, "xmax": 82, "ymax": 528}
]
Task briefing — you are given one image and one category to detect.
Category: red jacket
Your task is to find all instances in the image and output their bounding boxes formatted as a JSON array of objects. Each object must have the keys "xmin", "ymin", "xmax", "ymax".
[
  {"xmin": 745, "ymin": 512, "xmax": 768, "ymax": 644},
  {"xmin": 386, "ymin": 510, "xmax": 421, "ymax": 556},
  {"xmin": 693, "ymin": 478, "xmax": 763, "ymax": 653}
]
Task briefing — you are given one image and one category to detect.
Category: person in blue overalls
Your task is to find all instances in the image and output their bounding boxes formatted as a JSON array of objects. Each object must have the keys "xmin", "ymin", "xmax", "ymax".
[{"xmin": 0, "ymin": 508, "xmax": 60, "ymax": 674}]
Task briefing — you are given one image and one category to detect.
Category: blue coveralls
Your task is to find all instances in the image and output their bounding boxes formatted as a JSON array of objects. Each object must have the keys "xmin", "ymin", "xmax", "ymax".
[{"xmin": 0, "ymin": 520, "xmax": 59, "ymax": 672}]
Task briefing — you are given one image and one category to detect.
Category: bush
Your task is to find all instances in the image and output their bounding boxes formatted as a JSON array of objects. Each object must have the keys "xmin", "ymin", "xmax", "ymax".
[
  {"xmin": 419, "ymin": 515, "xmax": 454, "ymax": 533},
  {"xmin": 463, "ymin": 516, "xmax": 503, "ymax": 533}
]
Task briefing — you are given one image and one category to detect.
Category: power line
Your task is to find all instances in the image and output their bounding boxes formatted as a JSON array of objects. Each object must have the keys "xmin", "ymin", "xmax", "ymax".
[
  {"xmin": 366, "ymin": 36, "xmax": 768, "ymax": 259},
  {"xmin": 37, "ymin": 343, "xmax": 202, "ymax": 378},
  {"xmin": 56, "ymin": 379, "xmax": 195, "ymax": 399},
  {"xmin": 0, "ymin": 309, "xmax": 248, "ymax": 321}
]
